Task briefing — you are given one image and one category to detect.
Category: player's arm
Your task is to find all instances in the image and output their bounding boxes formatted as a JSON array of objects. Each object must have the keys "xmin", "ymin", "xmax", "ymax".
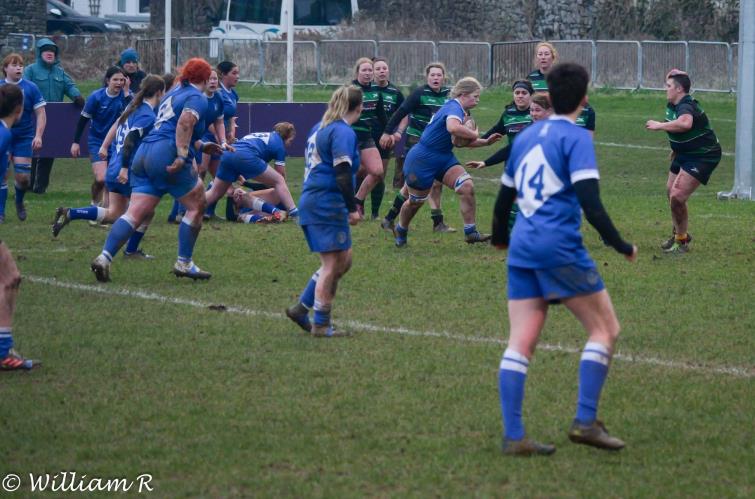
[
  {"xmin": 71, "ymin": 115, "xmax": 91, "ymax": 158},
  {"xmin": 166, "ymin": 110, "xmax": 198, "ymax": 173},
  {"xmin": 482, "ymin": 113, "xmax": 506, "ymax": 139},
  {"xmin": 334, "ymin": 159, "xmax": 359, "ymax": 225},
  {"xmin": 491, "ymin": 183, "xmax": 517, "ymax": 249},
  {"xmin": 33, "ymin": 105, "xmax": 46, "ymax": 151},
  {"xmin": 383, "ymin": 89, "xmax": 419, "ymax": 134},
  {"xmin": 646, "ymin": 113, "xmax": 692, "ymax": 132},
  {"xmin": 99, "ymin": 120, "xmax": 119, "ymax": 159},
  {"xmin": 574, "ymin": 178, "xmax": 635, "ymax": 259}
]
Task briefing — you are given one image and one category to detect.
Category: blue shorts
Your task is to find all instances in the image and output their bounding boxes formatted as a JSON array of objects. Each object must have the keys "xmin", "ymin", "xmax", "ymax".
[
  {"xmin": 88, "ymin": 138, "xmax": 106, "ymax": 164},
  {"xmin": 403, "ymin": 143, "xmax": 459, "ymax": 191},
  {"xmin": 302, "ymin": 223, "xmax": 351, "ymax": 253},
  {"xmin": 130, "ymin": 141, "xmax": 198, "ymax": 199},
  {"xmin": 105, "ymin": 179, "xmax": 131, "ymax": 197},
  {"xmin": 216, "ymin": 150, "xmax": 267, "ymax": 183},
  {"xmin": 507, "ymin": 262, "xmax": 605, "ymax": 302},
  {"xmin": 10, "ymin": 135, "xmax": 33, "ymax": 160}
]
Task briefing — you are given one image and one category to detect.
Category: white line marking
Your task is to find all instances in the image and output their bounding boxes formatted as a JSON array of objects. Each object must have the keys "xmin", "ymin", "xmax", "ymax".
[
  {"xmin": 25, "ymin": 275, "xmax": 753, "ymax": 379},
  {"xmin": 609, "ymin": 113, "xmax": 737, "ymax": 124},
  {"xmin": 595, "ymin": 141, "xmax": 733, "ymax": 157}
]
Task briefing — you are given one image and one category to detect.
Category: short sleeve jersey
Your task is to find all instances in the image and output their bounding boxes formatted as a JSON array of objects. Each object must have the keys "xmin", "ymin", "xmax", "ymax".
[
  {"xmin": 81, "ymin": 87, "xmax": 129, "ymax": 142},
  {"xmin": 108, "ymin": 102, "xmax": 156, "ymax": 172},
  {"xmin": 527, "ymin": 69, "xmax": 548, "ymax": 92},
  {"xmin": 144, "ymin": 83, "xmax": 208, "ymax": 145},
  {"xmin": 417, "ymin": 99, "xmax": 465, "ymax": 154},
  {"xmin": 0, "ymin": 121, "xmax": 11, "ymax": 177},
  {"xmin": 485, "ymin": 104, "xmax": 532, "ymax": 144},
  {"xmin": 576, "ymin": 104, "xmax": 596, "ymax": 131},
  {"xmin": 219, "ymin": 83, "xmax": 239, "ymax": 127},
  {"xmin": 201, "ymin": 91, "xmax": 225, "ymax": 142},
  {"xmin": 0, "ymin": 79, "xmax": 45, "ymax": 140},
  {"xmin": 351, "ymin": 80, "xmax": 383, "ymax": 138},
  {"xmin": 503, "ymin": 116, "xmax": 600, "ymax": 269},
  {"xmin": 236, "ymin": 131, "xmax": 287, "ymax": 166},
  {"xmin": 665, "ymin": 95, "xmax": 721, "ymax": 160},
  {"xmin": 299, "ymin": 120, "xmax": 360, "ymax": 226}
]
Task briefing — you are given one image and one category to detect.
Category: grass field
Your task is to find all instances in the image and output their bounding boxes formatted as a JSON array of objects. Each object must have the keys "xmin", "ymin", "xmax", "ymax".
[{"xmin": 1, "ymin": 86, "xmax": 753, "ymax": 497}]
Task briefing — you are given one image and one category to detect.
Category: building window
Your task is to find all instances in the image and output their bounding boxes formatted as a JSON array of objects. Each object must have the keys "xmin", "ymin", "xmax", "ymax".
[
  {"xmin": 117, "ymin": 0, "xmax": 126, "ymax": 13},
  {"xmin": 139, "ymin": 0, "xmax": 149, "ymax": 14}
]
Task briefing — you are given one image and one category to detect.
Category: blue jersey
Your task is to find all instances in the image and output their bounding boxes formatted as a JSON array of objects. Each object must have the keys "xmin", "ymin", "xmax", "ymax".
[
  {"xmin": 236, "ymin": 131, "xmax": 287, "ymax": 166},
  {"xmin": 145, "ymin": 83, "xmax": 208, "ymax": 146},
  {"xmin": 299, "ymin": 120, "xmax": 360, "ymax": 226},
  {"xmin": 219, "ymin": 83, "xmax": 239, "ymax": 128},
  {"xmin": 201, "ymin": 91, "xmax": 225, "ymax": 143},
  {"xmin": 417, "ymin": 99, "xmax": 465, "ymax": 154},
  {"xmin": 503, "ymin": 116, "xmax": 600, "ymax": 269},
  {"xmin": 0, "ymin": 79, "xmax": 45, "ymax": 140},
  {"xmin": 107, "ymin": 102, "xmax": 156, "ymax": 175},
  {"xmin": 0, "ymin": 121, "xmax": 11, "ymax": 178},
  {"xmin": 81, "ymin": 87, "xmax": 129, "ymax": 143}
]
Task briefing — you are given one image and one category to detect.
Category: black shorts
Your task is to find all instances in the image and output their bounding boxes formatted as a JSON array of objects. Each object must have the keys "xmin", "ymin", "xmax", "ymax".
[
  {"xmin": 357, "ymin": 134, "xmax": 376, "ymax": 151},
  {"xmin": 670, "ymin": 154, "xmax": 720, "ymax": 185},
  {"xmin": 375, "ymin": 138, "xmax": 392, "ymax": 160}
]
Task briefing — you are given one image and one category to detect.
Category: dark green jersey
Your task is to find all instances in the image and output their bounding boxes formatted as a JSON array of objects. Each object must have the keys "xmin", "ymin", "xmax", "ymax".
[
  {"xmin": 351, "ymin": 79, "xmax": 385, "ymax": 138},
  {"xmin": 384, "ymin": 84, "xmax": 450, "ymax": 138},
  {"xmin": 527, "ymin": 69, "xmax": 548, "ymax": 92},
  {"xmin": 665, "ymin": 95, "xmax": 721, "ymax": 159},
  {"xmin": 576, "ymin": 104, "xmax": 596, "ymax": 131},
  {"xmin": 373, "ymin": 81, "xmax": 404, "ymax": 139},
  {"xmin": 482, "ymin": 103, "xmax": 532, "ymax": 144}
]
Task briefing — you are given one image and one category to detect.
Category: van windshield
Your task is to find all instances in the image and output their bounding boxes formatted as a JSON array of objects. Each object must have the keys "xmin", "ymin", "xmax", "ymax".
[
  {"xmin": 228, "ymin": 0, "xmax": 282, "ymax": 25},
  {"xmin": 227, "ymin": 0, "xmax": 352, "ymax": 26}
]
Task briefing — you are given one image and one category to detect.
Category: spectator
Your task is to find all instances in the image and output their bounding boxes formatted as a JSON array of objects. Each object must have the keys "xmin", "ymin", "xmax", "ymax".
[
  {"xmin": 22, "ymin": 38, "xmax": 84, "ymax": 194},
  {"xmin": 118, "ymin": 48, "xmax": 146, "ymax": 93}
]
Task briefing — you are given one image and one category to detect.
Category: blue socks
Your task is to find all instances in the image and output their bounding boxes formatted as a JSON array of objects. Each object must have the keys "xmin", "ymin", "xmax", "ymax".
[
  {"xmin": 299, "ymin": 271, "xmax": 319, "ymax": 309},
  {"xmin": 395, "ymin": 224, "xmax": 408, "ymax": 243},
  {"xmin": 576, "ymin": 341, "xmax": 611, "ymax": 425},
  {"xmin": 125, "ymin": 224, "xmax": 148, "ymax": 254},
  {"xmin": 288, "ymin": 207, "xmax": 299, "ymax": 218},
  {"xmin": 177, "ymin": 217, "xmax": 200, "ymax": 262},
  {"xmin": 0, "ymin": 181, "xmax": 7, "ymax": 216},
  {"xmin": 69, "ymin": 206, "xmax": 105, "ymax": 221},
  {"xmin": 103, "ymin": 216, "xmax": 136, "ymax": 259},
  {"xmin": 14, "ymin": 183, "xmax": 26, "ymax": 206},
  {"xmin": 252, "ymin": 198, "xmax": 278, "ymax": 215},
  {"xmin": 0, "ymin": 327, "xmax": 13, "ymax": 358},
  {"xmin": 313, "ymin": 300, "xmax": 331, "ymax": 326},
  {"xmin": 463, "ymin": 223, "xmax": 477, "ymax": 236},
  {"xmin": 498, "ymin": 348, "xmax": 529, "ymax": 440}
]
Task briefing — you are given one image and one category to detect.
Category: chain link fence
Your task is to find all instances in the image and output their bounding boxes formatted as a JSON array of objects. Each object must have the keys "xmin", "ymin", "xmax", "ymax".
[{"xmin": 3, "ymin": 34, "xmax": 740, "ymax": 92}]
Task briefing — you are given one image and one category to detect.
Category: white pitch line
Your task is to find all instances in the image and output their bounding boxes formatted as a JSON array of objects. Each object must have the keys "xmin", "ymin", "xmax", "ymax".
[
  {"xmin": 595, "ymin": 141, "xmax": 734, "ymax": 157},
  {"xmin": 25, "ymin": 275, "xmax": 753, "ymax": 379}
]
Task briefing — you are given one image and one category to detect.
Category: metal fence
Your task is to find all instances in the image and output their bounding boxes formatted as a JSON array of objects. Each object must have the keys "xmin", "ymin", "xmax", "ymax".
[{"xmin": 2, "ymin": 34, "xmax": 742, "ymax": 92}]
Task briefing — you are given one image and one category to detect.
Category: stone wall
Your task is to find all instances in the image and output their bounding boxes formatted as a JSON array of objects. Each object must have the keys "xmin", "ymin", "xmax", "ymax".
[{"xmin": 0, "ymin": 0, "xmax": 46, "ymax": 43}]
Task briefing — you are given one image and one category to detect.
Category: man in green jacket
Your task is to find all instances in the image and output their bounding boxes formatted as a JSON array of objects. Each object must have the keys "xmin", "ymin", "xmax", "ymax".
[{"xmin": 23, "ymin": 38, "xmax": 84, "ymax": 194}]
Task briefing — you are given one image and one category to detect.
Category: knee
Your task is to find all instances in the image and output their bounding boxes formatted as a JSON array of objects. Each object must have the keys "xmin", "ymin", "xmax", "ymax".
[
  {"xmin": 669, "ymin": 190, "xmax": 687, "ymax": 207},
  {"xmin": 456, "ymin": 180, "xmax": 475, "ymax": 197},
  {"xmin": 15, "ymin": 176, "xmax": 30, "ymax": 189}
]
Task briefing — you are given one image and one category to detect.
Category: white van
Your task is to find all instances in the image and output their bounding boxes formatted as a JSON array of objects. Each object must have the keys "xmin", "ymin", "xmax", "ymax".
[{"xmin": 210, "ymin": 0, "xmax": 359, "ymax": 40}]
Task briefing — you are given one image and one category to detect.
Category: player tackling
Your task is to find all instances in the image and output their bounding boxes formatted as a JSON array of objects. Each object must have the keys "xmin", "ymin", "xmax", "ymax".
[{"xmin": 491, "ymin": 63, "xmax": 637, "ymax": 456}]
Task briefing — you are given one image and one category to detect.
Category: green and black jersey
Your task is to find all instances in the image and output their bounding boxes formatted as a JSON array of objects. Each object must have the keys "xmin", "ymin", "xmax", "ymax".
[
  {"xmin": 576, "ymin": 104, "xmax": 596, "ymax": 131},
  {"xmin": 384, "ymin": 84, "xmax": 450, "ymax": 139},
  {"xmin": 527, "ymin": 69, "xmax": 548, "ymax": 92},
  {"xmin": 351, "ymin": 79, "xmax": 385, "ymax": 140},
  {"xmin": 373, "ymin": 81, "xmax": 404, "ymax": 139},
  {"xmin": 481, "ymin": 103, "xmax": 533, "ymax": 167},
  {"xmin": 665, "ymin": 95, "xmax": 721, "ymax": 161}
]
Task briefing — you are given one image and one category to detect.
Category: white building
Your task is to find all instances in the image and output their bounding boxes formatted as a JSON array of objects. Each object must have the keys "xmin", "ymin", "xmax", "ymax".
[{"xmin": 69, "ymin": 0, "xmax": 150, "ymax": 30}]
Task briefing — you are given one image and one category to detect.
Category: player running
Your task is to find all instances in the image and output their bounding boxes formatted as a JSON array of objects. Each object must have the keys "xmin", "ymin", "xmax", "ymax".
[
  {"xmin": 645, "ymin": 69, "xmax": 722, "ymax": 254},
  {"xmin": 52, "ymin": 76, "xmax": 166, "ymax": 260},
  {"xmin": 392, "ymin": 77, "xmax": 502, "ymax": 247},
  {"xmin": 491, "ymin": 62, "xmax": 637, "ymax": 456},
  {"xmin": 285, "ymin": 85, "xmax": 363, "ymax": 337},
  {"xmin": 0, "ymin": 53, "xmax": 46, "ymax": 222},
  {"xmin": 90, "ymin": 58, "xmax": 222, "ymax": 282}
]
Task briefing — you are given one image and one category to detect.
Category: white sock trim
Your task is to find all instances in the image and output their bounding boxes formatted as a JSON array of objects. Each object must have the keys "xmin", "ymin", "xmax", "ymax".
[
  {"xmin": 581, "ymin": 341, "xmax": 611, "ymax": 365},
  {"xmin": 121, "ymin": 214, "xmax": 136, "ymax": 228},
  {"xmin": 500, "ymin": 348, "xmax": 529, "ymax": 373},
  {"xmin": 95, "ymin": 206, "xmax": 107, "ymax": 222}
]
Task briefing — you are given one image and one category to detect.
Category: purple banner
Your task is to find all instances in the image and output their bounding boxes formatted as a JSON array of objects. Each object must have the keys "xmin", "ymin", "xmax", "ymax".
[{"xmin": 38, "ymin": 102, "xmax": 328, "ymax": 158}]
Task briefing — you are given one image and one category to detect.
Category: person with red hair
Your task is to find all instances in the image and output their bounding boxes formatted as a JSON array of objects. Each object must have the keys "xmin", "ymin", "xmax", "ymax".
[{"xmin": 90, "ymin": 58, "xmax": 223, "ymax": 282}]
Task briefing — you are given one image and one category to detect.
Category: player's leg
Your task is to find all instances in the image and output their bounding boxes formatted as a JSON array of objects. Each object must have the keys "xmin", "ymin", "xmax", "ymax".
[
  {"xmin": 381, "ymin": 183, "xmax": 408, "ymax": 231},
  {"xmin": 123, "ymin": 203, "xmax": 156, "ymax": 260},
  {"xmin": 666, "ymin": 170, "xmax": 701, "ymax": 254},
  {"xmin": 91, "ymin": 160, "xmax": 108, "ymax": 206},
  {"xmin": 11, "ymin": 155, "xmax": 32, "ymax": 221},
  {"xmin": 312, "ymin": 248, "xmax": 352, "ymax": 337},
  {"xmin": 0, "ymin": 242, "xmax": 37, "ymax": 369},
  {"xmin": 395, "ymin": 186, "xmax": 430, "ymax": 247},
  {"xmin": 562, "ymin": 289, "xmax": 625, "ymax": 450},
  {"xmin": 286, "ymin": 265, "xmax": 323, "ymax": 332},
  {"xmin": 428, "ymin": 181, "xmax": 455, "ymax": 233},
  {"xmin": 0, "ymin": 162, "xmax": 8, "ymax": 223},
  {"xmin": 442, "ymin": 165, "xmax": 489, "ymax": 243},
  {"xmin": 370, "ymin": 158, "xmax": 389, "ymax": 219},
  {"xmin": 253, "ymin": 166, "xmax": 298, "ymax": 219},
  {"xmin": 354, "ymin": 146, "xmax": 383, "ymax": 214},
  {"xmin": 173, "ymin": 179, "xmax": 210, "ymax": 279}
]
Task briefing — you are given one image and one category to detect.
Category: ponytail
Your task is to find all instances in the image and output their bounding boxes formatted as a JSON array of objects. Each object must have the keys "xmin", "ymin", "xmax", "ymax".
[{"xmin": 117, "ymin": 74, "xmax": 165, "ymax": 126}]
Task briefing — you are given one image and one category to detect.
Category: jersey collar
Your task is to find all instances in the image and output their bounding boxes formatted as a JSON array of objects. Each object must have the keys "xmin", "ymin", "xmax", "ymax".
[{"xmin": 549, "ymin": 114, "xmax": 576, "ymax": 124}]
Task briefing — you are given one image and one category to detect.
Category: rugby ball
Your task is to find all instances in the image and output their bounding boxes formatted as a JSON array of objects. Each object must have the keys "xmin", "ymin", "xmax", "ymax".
[{"xmin": 452, "ymin": 116, "xmax": 477, "ymax": 148}]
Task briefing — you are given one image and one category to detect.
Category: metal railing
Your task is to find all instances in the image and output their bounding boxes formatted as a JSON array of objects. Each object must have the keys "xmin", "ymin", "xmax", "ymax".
[{"xmin": 3, "ymin": 34, "xmax": 741, "ymax": 92}]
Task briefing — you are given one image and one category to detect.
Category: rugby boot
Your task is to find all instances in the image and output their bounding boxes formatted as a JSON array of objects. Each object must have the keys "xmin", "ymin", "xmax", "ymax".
[
  {"xmin": 0, "ymin": 348, "xmax": 39, "ymax": 371},
  {"xmin": 380, "ymin": 218, "xmax": 395, "ymax": 232},
  {"xmin": 90, "ymin": 254, "xmax": 111, "ymax": 282},
  {"xmin": 393, "ymin": 225, "xmax": 408, "ymax": 248},
  {"xmin": 15, "ymin": 201, "xmax": 26, "ymax": 221},
  {"xmin": 662, "ymin": 233, "xmax": 691, "ymax": 251},
  {"xmin": 311, "ymin": 323, "xmax": 350, "ymax": 338},
  {"xmin": 51, "ymin": 207, "xmax": 71, "ymax": 237},
  {"xmin": 568, "ymin": 419, "xmax": 625, "ymax": 450},
  {"xmin": 123, "ymin": 249, "xmax": 155, "ymax": 260},
  {"xmin": 433, "ymin": 221, "xmax": 457, "ymax": 233},
  {"xmin": 502, "ymin": 437, "xmax": 556, "ymax": 457},
  {"xmin": 465, "ymin": 231, "xmax": 491, "ymax": 244},
  {"xmin": 285, "ymin": 303, "xmax": 312, "ymax": 333},
  {"xmin": 172, "ymin": 260, "xmax": 212, "ymax": 280}
]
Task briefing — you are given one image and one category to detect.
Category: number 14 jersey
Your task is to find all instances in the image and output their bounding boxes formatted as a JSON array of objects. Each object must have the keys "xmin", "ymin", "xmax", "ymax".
[{"xmin": 502, "ymin": 116, "xmax": 600, "ymax": 269}]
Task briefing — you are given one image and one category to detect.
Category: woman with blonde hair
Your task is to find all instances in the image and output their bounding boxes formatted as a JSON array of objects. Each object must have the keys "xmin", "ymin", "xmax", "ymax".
[
  {"xmin": 527, "ymin": 42, "xmax": 558, "ymax": 92},
  {"xmin": 286, "ymin": 85, "xmax": 363, "ymax": 338},
  {"xmin": 392, "ymin": 77, "xmax": 502, "ymax": 247}
]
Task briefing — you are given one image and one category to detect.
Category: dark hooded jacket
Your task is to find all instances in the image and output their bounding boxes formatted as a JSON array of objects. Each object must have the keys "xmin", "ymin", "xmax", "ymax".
[{"xmin": 22, "ymin": 37, "xmax": 82, "ymax": 103}]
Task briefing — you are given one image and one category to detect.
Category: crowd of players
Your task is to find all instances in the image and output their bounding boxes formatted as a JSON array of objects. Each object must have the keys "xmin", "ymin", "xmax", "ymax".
[{"xmin": 0, "ymin": 40, "xmax": 723, "ymax": 457}]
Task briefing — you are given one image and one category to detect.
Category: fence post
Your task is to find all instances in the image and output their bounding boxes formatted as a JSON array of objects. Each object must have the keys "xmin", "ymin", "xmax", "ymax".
[
  {"xmin": 590, "ymin": 40, "xmax": 597, "ymax": 84},
  {"xmin": 727, "ymin": 43, "xmax": 733, "ymax": 92},
  {"xmin": 637, "ymin": 42, "xmax": 643, "ymax": 89}
]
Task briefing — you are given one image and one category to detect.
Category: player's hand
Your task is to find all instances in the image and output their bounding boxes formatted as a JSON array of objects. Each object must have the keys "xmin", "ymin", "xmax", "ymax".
[
  {"xmin": 348, "ymin": 210, "xmax": 362, "ymax": 226},
  {"xmin": 232, "ymin": 188, "xmax": 246, "ymax": 204},
  {"xmin": 222, "ymin": 142, "xmax": 235, "ymax": 153},
  {"xmin": 486, "ymin": 133, "xmax": 503, "ymax": 145},
  {"xmin": 625, "ymin": 244, "xmax": 638, "ymax": 263},
  {"xmin": 465, "ymin": 160, "xmax": 486, "ymax": 170},
  {"xmin": 117, "ymin": 167, "xmax": 128, "ymax": 184},
  {"xmin": 645, "ymin": 120, "xmax": 663, "ymax": 130},
  {"xmin": 98, "ymin": 146, "xmax": 108, "ymax": 160},
  {"xmin": 32, "ymin": 136, "xmax": 43, "ymax": 151},
  {"xmin": 70, "ymin": 143, "xmax": 80, "ymax": 158},
  {"xmin": 200, "ymin": 141, "xmax": 223, "ymax": 155},
  {"xmin": 124, "ymin": 76, "xmax": 131, "ymax": 95},
  {"xmin": 166, "ymin": 157, "xmax": 185, "ymax": 174},
  {"xmin": 379, "ymin": 133, "xmax": 394, "ymax": 149}
]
